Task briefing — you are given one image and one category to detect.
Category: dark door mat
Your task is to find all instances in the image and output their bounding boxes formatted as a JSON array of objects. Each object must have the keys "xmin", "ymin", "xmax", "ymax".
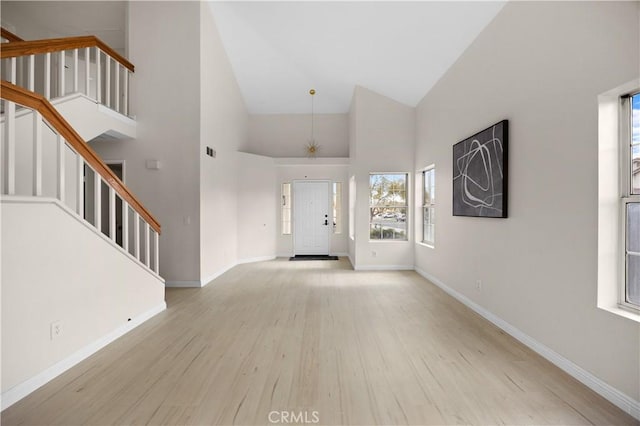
[{"xmin": 289, "ymin": 255, "xmax": 339, "ymax": 261}]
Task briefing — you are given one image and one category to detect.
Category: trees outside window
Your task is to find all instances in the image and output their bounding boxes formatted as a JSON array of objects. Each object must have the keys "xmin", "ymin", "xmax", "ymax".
[{"xmin": 369, "ymin": 173, "xmax": 408, "ymax": 240}]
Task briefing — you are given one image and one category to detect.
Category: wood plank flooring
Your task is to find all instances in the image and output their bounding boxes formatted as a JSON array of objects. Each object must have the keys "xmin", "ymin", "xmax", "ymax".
[{"xmin": 2, "ymin": 258, "xmax": 637, "ymax": 425}]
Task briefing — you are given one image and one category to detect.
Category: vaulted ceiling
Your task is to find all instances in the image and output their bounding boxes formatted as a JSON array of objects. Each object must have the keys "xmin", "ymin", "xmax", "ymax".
[
  {"xmin": 209, "ymin": 1, "xmax": 506, "ymax": 114},
  {"xmin": 1, "ymin": 1, "xmax": 506, "ymax": 115}
]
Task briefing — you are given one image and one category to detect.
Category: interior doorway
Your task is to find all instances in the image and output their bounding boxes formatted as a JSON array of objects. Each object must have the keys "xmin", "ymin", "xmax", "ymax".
[
  {"xmin": 104, "ymin": 162, "xmax": 124, "ymax": 246},
  {"xmin": 84, "ymin": 161, "xmax": 125, "ymax": 246}
]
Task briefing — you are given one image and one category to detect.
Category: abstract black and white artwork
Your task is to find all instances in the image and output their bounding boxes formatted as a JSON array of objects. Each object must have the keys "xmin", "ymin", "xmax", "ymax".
[{"xmin": 453, "ymin": 120, "xmax": 508, "ymax": 218}]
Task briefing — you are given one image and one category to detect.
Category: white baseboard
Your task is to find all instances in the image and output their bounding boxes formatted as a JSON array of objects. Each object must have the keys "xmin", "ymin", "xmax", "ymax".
[
  {"xmin": 354, "ymin": 264, "xmax": 414, "ymax": 271},
  {"xmin": 1, "ymin": 302, "xmax": 166, "ymax": 411},
  {"xmin": 200, "ymin": 262, "xmax": 237, "ymax": 287},
  {"xmin": 168, "ymin": 258, "xmax": 276, "ymax": 289},
  {"xmin": 236, "ymin": 255, "xmax": 276, "ymax": 265},
  {"xmin": 414, "ymin": 267, "xmax": 640, "ymax": 421},
  {"xmin": 347, "ymin": 255, "xmax": 355, "ymax": 269},
  {"xmin": 201, "ymin": 256, "xmax": 276, "ymax": 287},
  {"xmin": 165, "ymin": 280, "xmax": 201, "ymax": 288}
]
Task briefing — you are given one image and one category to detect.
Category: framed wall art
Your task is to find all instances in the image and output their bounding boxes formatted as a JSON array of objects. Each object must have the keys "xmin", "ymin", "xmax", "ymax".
[{"xmin": 453, "ymin": 120, "xmax": 508, "ymax": 218}]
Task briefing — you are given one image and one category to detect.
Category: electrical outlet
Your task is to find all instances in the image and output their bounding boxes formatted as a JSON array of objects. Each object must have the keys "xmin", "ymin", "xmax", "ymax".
[
  {"xmin": 476, "ymin": 280, "xmax": 482, "ymax": 291},
  {"xmin": 371, "ymin": 251, "xmax": 377, "ymax": 257},
  {"xmin": 51, "ymin": 321, "xmax": 62, "ymax": 340}
]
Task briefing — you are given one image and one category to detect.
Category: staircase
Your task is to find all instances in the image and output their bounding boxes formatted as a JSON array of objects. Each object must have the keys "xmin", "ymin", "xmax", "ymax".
[{"xmin": 1, "ymin": 31, "xmax": 165, "ymax": 410}]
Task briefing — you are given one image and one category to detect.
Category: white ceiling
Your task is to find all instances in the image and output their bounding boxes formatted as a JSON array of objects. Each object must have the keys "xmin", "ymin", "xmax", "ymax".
[
  {"xmin": 1, "ymin": 1, "xmax": 505, "ymax": 115},
  {"xmin": 209, "ymin": 1, "xmax": 506, "ymax": 114}
]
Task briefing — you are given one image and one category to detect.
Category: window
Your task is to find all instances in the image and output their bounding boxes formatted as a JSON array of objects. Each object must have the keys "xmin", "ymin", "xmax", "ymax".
[
  {"xmin": 623, "ymin": 93, "xmax": 640, "ymax": 308},
  {"xmin": 333, "ymin": 182, "xmax": 342, "ymax": 234},
  {"xmin": 349, "ymin": 176, "xmax": 356, "ymax": 240},
  {"xmin": 369, "ymin": 173, "xmax": 408, "ymax": 240},
  {"xmin": 281, "ymin": 183, "xmax": 291, "ymax": 235},
  {"xmin": 597, "ymin": 80, "xmax": 640, "ymax": 320},
  {"xmin": 631, "ymin": 94, "xmax": 640, "ymax": 196},
  {"xmin": 422, "ymin": 167, "xmax": 435, "ymax": 245}
]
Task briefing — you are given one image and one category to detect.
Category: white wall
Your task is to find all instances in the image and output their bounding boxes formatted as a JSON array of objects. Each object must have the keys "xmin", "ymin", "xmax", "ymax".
[
  {"xmin": 1, "ymin": 199, "xmax": 165, "ymax": 395},
  {"xmin": 54, "ymin": 95, "xmax": 136, "ymax": 142},
  {"xmin": 89, "ymin": 2, "xmax": 253, "ymax": 286},
  {"xmin": 275, "ymin": 159, "xmax": 349, "ymax": 257},
  {"xmin": 199, "ymin": 2, "xmax": 249, "ymax": 284},
  {"xmin": 0, "ymin": 1, "xmax": 127, "ymax": 56},
  {"xmin": 415, "ymin": 1, "xmax": 640, "ymax": 402},
  {"xmin": 347, "ymin": 93, "xmax": 357, "ymax": 265},
  {"xmin": 237, "ymin": 152, "xmax": 277, "ymax": 262},
  {"xmin": 91, "ymin": 2, "xmax": 202, "ymax": 284},
  {"xmin": 83, "ymin": 2, "xmax": 270, "ymax": 286},
  {"xmin": 246, "ymin": 113, "xmax": 348, "ymax": 158},
  {"xmin": 349, "ymin": 86, "xmax": 416, "ymax": 270}
]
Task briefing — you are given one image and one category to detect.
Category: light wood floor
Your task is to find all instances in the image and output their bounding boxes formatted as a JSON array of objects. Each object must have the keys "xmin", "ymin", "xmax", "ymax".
[{"xmin": 2, "ymin": 258, "xmax": 637, "ymax": 425}]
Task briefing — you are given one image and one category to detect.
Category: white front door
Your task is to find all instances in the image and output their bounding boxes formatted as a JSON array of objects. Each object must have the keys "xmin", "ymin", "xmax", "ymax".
[{"xmin": 293, "ymin": 180, "xmax": 330, "ymax": 255}]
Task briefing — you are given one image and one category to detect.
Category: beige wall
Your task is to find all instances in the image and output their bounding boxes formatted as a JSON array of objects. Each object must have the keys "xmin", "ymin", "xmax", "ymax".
[
  {"xmin": 91, "ymin": 2, "xmax": 252, "ymax": 286},
  {"xmin": 349, "ymin": 86, "xmax": 416, "ymax": 269},
  {"xmin": 237, "ymin": 153, "xmax": 277, "ymax": 262},
  {"xmin": 415, "ymin": 1, "xmax": 640, "ymax": 400},
  {"xmin": 348, "ymin": 93, "xmax": 358, "ymax": 264},
  {"xmin": 92, "ymin": 1, "xmax": 202, "ymax": 283},
  {"xmin": 199, "ymin": 2, "xmax": 249, "ymax": 284},
  {"xmin": 247, "ymin": 113, "xmax": 348, "ymax": 158},
  {"xmin": 1, "ymin": 200, "xmax": 165, "ymax": 395}
]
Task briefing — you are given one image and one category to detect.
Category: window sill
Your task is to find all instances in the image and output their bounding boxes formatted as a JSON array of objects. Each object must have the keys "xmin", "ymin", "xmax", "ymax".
[
  {"xmin": 369, "ymin": 239, "xmax": 409, "ymax": 243},
  {"xmin": 598, "ymin": 304, "xmax": 640, "ymax": 324},
  {"xmin": 416, "ymin": 242, "xmax": 434, "ymax": 249}
]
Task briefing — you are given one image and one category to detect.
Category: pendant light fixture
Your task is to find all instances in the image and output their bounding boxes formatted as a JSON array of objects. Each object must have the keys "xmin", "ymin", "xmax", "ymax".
[{"xmin": 306, "ymin": 89, "xmax": 320, "ymax": 158}]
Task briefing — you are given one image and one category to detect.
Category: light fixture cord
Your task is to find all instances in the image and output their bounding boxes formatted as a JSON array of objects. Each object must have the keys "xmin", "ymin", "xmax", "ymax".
[{"xmin": 311, "ymin": 92, "xmax": 315, "ymax": 141}]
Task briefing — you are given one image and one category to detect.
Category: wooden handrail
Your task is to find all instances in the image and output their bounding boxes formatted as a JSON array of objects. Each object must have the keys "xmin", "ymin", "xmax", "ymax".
[
  {"xmin": 1, "ymin": 28, "xmax": 24, "ymax": 42},
  {"xmin": 1, "ymin": 80, "xmax": 159, "ymax": 233},
  {"xmin": 1, "ymin": 35, "xmax": 134, "ymax": 72}
]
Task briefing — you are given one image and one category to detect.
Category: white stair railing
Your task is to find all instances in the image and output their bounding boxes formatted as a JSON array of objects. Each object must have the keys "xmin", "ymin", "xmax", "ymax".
[
  {"xmin": 1, "ymin": 81, "xmax": 160, "ymax": 275},
  {"xmin": 1, "ymin": 36, "xmax": 133, "ymax": 117}
]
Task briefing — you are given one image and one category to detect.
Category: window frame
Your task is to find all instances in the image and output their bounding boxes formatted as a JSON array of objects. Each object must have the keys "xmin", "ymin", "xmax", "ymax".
[
  {"xmin": 281, "ymin": 182, "xmax": 292, "ymax": 235},
  {"xmin": 368, "ymin": 172, "xmax": 409, "ymax": 241},
  {"xmin": 421, "ymin": 165, "xmax": 436, "ymax": 247},
  {"xmin": 349, "ymin": 176, "xmax": 356, "ymax": 240},
  {"xmin": 332, "ymin": 182, "xmax": 342, "ymax": 234},
  {"xmin": 619, "ymin": 93, "xmax": 640, "ymax": 313}
]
